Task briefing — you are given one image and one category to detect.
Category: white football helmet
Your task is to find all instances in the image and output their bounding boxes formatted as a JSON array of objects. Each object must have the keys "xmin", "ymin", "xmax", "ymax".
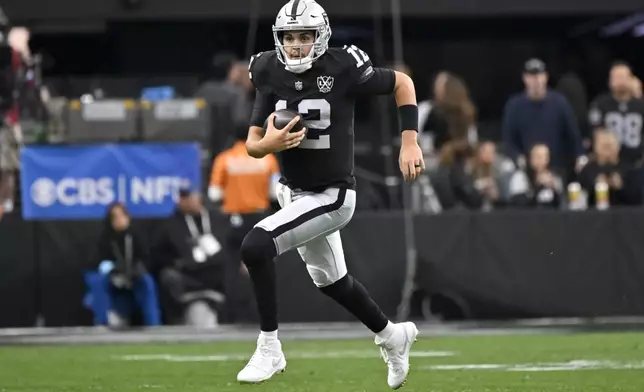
[{"xmin": 273, "ymin": 0, "xmax": 332, "ymax": 74}]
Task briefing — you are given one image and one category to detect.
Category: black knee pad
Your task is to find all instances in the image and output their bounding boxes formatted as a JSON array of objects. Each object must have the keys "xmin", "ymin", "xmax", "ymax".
[
  {"xmin": 240, "ymin": 227, "xmax": 277, "ymax": 268},
  {"xmin": 319, "ymin": 274, "xmax": 353, "ymax": 299}
]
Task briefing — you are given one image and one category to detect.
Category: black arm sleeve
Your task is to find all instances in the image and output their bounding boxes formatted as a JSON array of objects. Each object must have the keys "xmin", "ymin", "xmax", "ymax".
[
  {"xmin": 352, "ymin": 67, "xmax": 396, "ymax": 95},
  {"xmin": 249, "ymin": 90, "xmax": 275, "ymax": 128}
]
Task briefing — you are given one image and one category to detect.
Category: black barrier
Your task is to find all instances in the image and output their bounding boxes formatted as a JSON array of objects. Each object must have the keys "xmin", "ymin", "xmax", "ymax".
[
  {"xmin": 0, "ymin": 214, "xmax": 37, "ymax": 327},
  {"xmin": 415, "ymin": 209, "xmax": 644, "ymax": 319},
  {"xmin": 5, "ymin": 0, "xmax": 642, "ymax": 22},
  {"xmin": 35, "ymin": 220, "xmax": 105, "ymax": 326},
  {"xmin": 1, "ymin": 209, "xmax": 644, "ymax": 327}
]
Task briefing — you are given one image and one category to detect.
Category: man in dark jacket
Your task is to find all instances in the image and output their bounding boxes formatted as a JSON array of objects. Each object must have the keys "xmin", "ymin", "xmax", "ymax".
[
  {"xmin": 151, "ymin": 188, "xmax": 229, "ymax": 326},
  {"xmin": 502, "ymin": 58, "xmax": 587, "ymax": 177}
]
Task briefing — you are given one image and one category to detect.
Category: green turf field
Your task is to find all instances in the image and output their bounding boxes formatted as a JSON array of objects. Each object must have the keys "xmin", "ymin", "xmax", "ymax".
[{"xmin": 1, "ymin": 332, "xmax": 643, "ymax": 391}]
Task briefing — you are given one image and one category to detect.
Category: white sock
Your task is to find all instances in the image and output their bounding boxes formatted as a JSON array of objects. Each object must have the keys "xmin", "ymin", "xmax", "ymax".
[
  {"xmin": 260, "ymin": 330, "xmax": 278, "ymax": 341},
  {"xmin": 376, "ymin": 321, "xmax": 396, "ymax": 340}
]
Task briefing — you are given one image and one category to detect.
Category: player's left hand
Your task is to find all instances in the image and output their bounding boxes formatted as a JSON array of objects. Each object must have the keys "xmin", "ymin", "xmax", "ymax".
[{"xmin": 399, "ymin": 141, "xmax": 425, "ymax": 181}]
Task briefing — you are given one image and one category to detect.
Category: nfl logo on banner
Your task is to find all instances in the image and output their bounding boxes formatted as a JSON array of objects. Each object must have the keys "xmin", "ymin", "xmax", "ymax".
[
  {"xmin": 20, "ymin": 143, "xmax": 201, "ymax": 220},
  {"xmin": 317, "ymin": 76, "xmax": 334, "ymax": 94}
]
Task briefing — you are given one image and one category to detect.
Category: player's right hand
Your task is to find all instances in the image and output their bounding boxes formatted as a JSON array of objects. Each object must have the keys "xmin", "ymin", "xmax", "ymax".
[{"xmin": 262, "ymin": 114, "xmax": 307, "ymax": 152}]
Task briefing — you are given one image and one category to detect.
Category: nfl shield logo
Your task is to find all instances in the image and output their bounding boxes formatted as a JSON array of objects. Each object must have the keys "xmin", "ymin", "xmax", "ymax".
[
  {"xmin": 294, "ymin": 81, "xmax": 303, "ymax": 91},
  {"xmin": 317, "ymin": 76, "xmax": 334, "ymax": 94}
]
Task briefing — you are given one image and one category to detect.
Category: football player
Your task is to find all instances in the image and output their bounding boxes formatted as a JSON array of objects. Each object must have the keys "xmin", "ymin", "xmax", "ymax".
[
  {"xmin": 589, "ymin": 61, "xmax": 644, "ymax": 165},
  {"xmin": 237, "ymin": 0, "xmax": 424, "ymax": 389}
]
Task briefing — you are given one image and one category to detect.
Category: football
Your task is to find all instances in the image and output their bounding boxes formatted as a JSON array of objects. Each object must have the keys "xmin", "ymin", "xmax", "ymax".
[{"xmin": 264, "ymin": 109, "xmax": 305, "ymax": 133}]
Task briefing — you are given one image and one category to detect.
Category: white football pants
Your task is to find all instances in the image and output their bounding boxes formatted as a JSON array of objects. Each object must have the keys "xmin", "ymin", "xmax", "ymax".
[{"xmin": 255, "ymin": 183, "xmax": 356, "ymax": 287}]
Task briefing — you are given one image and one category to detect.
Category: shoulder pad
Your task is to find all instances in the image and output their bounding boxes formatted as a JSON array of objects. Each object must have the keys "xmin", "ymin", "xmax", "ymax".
[
  {"xmin": 248, "ymin": 51, "xmax": 277, "ymax": 90},
  {"xmin": 337, "ymin": 45, "xmax": 375, "ymax": 84}
]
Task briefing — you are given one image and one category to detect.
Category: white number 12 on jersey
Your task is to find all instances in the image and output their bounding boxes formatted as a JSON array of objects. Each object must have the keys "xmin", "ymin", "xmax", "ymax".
[
  {"xmin": 276, "ymin": 99, "xmax": 331, "ymax": 150},
  {"xmin": 343, "ymin": 45, "xmax": 370, "ymax": 68}
]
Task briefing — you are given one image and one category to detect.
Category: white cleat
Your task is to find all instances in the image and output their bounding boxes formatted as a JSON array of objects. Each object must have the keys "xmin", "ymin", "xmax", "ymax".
[
  {"xmin": 237, "ymin": 336, "xmax": 287, "ymax": 384},
  {"xmin": 375, "ymin": 322, "xmax": 419, "ymax": 389},
  {"xmin": 237, "ymin": 336, "xmax": 286, "ymax": 384}
]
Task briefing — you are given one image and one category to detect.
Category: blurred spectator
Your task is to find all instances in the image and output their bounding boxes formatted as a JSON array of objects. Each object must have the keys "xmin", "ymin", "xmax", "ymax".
[
  {"xmin": 588, "ymin": 61, "xmax": 644, "ymax": 166},
  {"xmin": 0, "ymin": 8, "xmax": 12, "ymax": 112},
  {"xmin": 9, "ymin": 27, "xmax": 48, "ymax": 140},
  {"xmin": 502, "ymin": 58, "xmax": 586, "ymax": 177},
  {"xmin": 195, "ymin": 52, "xmax": 252, "ymax": 155},
  {"xmin": 84, "ymin": 203, "xmax": 161, "ymax": 327},
  {"xmin": 209, "ymin": 128, "xmax": 280, "ymax": 216},
  {"xmin": 432, "ymin": 141, "xmax": 474, "ymax": 210},
  {"xmin": 509, "ymin": 144, "xmax": 563, "ymax": 209},
  {"xmin": 433, "ymin": 141, "xmax": 514, "ymax": 210},
  {"xmin": 151, "ymin": 189, "xmax": 228, "ymax": 327},
  {"xmin": 0, "ymin": 26, "xmax": 31, "ymax": 215},
  {"xmin": 556, "ymin": 58, "xmax": 589, "ymax": 148},
  {"xmin": 0, "ymin": 24, "xmax": 48, "ymax": 215},
  {"xmin": 418, "ymin": 71, "xmax": 478, "ymax": 153},
  {"xmin": 208, "ymin": 127, "xmax": 279, "ymax": 323},
  {"xmin": 470, "ymin": 141, "xmax": 518, "ymax": 207},
  {"xmin": 578, "ymin": 129, "xmax": 642, "ymax": 207},
  {"xmin": 0, "ymin": 12, "xmax": 12, "ymax": 217}
]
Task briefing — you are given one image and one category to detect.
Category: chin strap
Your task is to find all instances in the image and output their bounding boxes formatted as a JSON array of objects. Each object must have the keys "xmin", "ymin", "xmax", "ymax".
[{"xmin": 284, "ymin": 62, "xmax": 312, "ymax": 74}]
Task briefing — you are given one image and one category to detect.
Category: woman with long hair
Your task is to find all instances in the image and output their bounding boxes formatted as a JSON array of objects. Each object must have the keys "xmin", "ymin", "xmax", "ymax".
[
  {"xmin": 509, "ymin": 144, "xmax": 563, "ymax": 208},
  {"xmin": 84, "ymin": 203, "xmax": 161, "ymax": 327},
  {"xmin": 421, "ymin": 71, "xmax": 478, "ymax": 153},
  {"xmin": 437, "ymin": 72, "xmax": 477, "ymax": 143}
]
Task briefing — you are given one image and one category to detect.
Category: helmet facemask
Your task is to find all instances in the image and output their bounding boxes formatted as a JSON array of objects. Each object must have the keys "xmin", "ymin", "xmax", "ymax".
[{"xmin": 273, "ymin": 21, "xmax": 331, "ymax": 74}]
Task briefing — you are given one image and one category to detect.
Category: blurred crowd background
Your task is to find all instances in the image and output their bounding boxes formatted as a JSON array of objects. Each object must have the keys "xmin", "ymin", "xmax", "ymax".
[{"xmin": 2, "ymin": 6, "xmax": 644, "ymax": 213}]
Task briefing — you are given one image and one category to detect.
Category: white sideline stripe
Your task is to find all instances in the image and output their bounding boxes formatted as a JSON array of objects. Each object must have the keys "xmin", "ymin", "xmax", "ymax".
[
  {"xmin": 423, "ymin": 360, "xmax": 644, "ymax": 372},
  {"xmin": 116, "ymin": 350, "xmax": 456, "ymax": 362}
]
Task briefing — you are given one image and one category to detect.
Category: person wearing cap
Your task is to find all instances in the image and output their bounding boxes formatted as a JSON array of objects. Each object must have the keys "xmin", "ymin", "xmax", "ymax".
[
  {"xmin": 502, "ymin": 58, "xmax": 586, "ymax": 180},
  {"xmin": 150, "ymin": 187, "xmax": 229, "ymax": 327}
]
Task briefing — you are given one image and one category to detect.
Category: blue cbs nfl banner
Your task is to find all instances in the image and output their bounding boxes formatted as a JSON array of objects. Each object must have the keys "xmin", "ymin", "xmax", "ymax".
[{"xmin": 21, "ymin": 143, "xmax": 201, "ymax": 220}]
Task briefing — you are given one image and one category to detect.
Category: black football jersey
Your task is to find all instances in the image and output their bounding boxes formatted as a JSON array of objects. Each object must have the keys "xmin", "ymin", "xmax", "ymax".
[
  {"xmin": 248, "ymin": 46, "xmax": 395, "ymax": 192},
  {"xmin": 589, "ymin": 93, "xmax": 644, "ymax": 164}
]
